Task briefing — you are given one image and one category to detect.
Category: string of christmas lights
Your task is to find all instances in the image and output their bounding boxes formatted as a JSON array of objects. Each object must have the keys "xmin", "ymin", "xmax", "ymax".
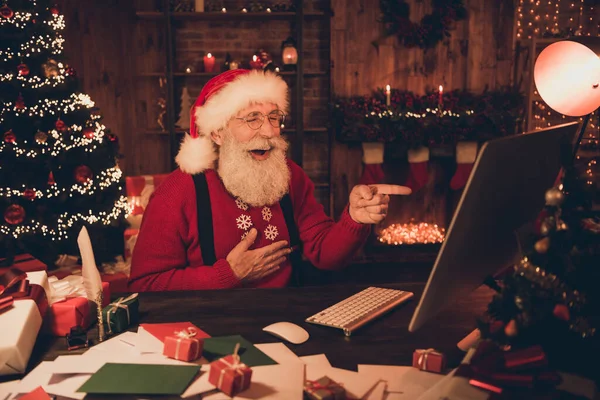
[
  {"xmin": 0, "ymin": 195, "xmax": 130, "ymax": 240},
  {"xmin": 0, "ymin": 166, "xmax": 123, "ymax": 199},
  {"xmin": 0, "ymin": 33, "xmax": 64, "ymax": 61},
  {"xmin": 0, "ymin": 92, "xmax": 95, "ymax": 122},
  {"xmin": 517, "ymin": 0, "xmax": 598, "ymax": 39},
  {"xmin": 363, "ymin": 108, "xmax": 475, "ymax": 120},
  {"xmin": 0, "ymin": 72, "xmax": 67, "ymax": 88},
  {"xmin": 0, "ymin": 119, "xmax": 107, "ymax": 158},
  {"xmin": 0, "ymin": 11, "xmax": 64, "ymax": 31}
]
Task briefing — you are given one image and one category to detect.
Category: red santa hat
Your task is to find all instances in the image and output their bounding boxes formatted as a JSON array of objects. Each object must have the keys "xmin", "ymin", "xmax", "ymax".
[{"xmin": 175, "ymin": 69, "xmax": 289, "ymax": 174}]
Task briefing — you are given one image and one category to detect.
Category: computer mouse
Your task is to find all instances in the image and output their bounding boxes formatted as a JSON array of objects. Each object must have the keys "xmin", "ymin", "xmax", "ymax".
[{"xmin": 262, "ymin": 321, "xmax": 309, "ymax": 344}]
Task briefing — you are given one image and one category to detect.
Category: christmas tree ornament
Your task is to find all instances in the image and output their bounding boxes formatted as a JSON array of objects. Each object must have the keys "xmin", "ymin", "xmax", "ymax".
[
  {"xmin": 48, "ymin": 171, "xmax": 56, "ymax": 185},
  {"xmin": 107, "ymin": 133, "xmax": 118, "ymax": 142},
  {"xmin": 4, "ymin": 130, "xmax": 16, "ymax": 143},
  {"xmin": 553, "ymin": 304, "xmax": 570, "ymax": 321},
  {"xmin": 4, "ymin": 204, "xmax": 25, "ymax": 225},
  {"xmin": 17, "ymin": 64, "xmax": 30, "ymax": 76},
  {"xmin": 50, "ymin": 4, "xmax": 60, "ymax": 15},
  {"xmin": 545, "ymin": 187, "xmax": 564, "ymax": 206},
  {"xmin": 74, "ymin": 165, "xmax": 93, "ymax": 184},
  {"xmin": 15, "ymin": 94, "xmax": 25, "ymax": 110},
  {"xmin": 34, "ymin": 131, "xmax": 48, "ymax": 144},
  {"xmin": 43, "ymin": 58, "xmax": 60, "ymax": 77},
  {"xmin": 0, "ymin": 4, "xmax": 13, "ymax": 19},
  {"xmin": 23, "ymin": 189, "xmax": 36, "ymax": 200},
  {"xmin": 539, "ymin": 218, "xmax": 555, "ymax": 236},
  {"xmin": 55, "ymin": 119, "xmax": 66, "ymax": 131},
  {"xmin": 65, "ymin": 66, "xmax": 76, "ymax": 77},
  {"xmin": 534, "ymin": 237, "xmax": 550, "ymax": 254},
  {"xmin": 504, "ymin": 319, "xmax": 518, "ymax": 337},
  {"xmin": 83, "ymin": 127, "xmax": 95, "ymax": 139}
]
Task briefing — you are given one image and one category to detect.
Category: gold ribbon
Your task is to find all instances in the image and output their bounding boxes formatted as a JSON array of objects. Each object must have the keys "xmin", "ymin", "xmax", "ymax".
[
  {"xmin": 106, "ymin": 293, "xmax": 138, "ymax": 334},
  {"xmin": 217, "ymin": 343, "xmax": 248, "ymax": 390},
  {"xmin": 174, "ymin": 327, "xmax": 200, "ymax": 360},
  {"xmin": 417, "ymin": 348, "xmax": 440, "ymax": 371}
]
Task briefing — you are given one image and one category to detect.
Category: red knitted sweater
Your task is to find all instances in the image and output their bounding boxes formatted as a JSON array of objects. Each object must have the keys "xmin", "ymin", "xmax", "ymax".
[{"xmin": 128, "ymin": 160, "xmax": 371, "ymax": 291}]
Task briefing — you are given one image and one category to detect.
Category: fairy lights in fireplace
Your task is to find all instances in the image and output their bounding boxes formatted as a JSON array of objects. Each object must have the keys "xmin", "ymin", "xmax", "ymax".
[{"xmin": 378, "ymin": 221, "xmax": 445, "ymax": 245}]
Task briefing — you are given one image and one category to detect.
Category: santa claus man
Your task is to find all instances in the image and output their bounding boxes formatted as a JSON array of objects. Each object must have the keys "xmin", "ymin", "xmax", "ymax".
[{"xmin": 128, "ymin": 69, "xmax": 410, "ymax": 292}]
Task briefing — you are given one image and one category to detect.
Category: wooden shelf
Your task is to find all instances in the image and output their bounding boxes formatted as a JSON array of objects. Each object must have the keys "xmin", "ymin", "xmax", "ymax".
[
  {"xmin": 136, "ymin": 11, "xmax": 330, "ymax": 21},
  {"xmin": 138, "ymin": 71, "xmax": 328, "ymax": 78}
]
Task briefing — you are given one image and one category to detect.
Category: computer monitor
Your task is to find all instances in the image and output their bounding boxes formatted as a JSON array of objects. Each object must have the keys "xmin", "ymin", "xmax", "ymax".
[{"xmin": 408, "ymin": 121, "xmax": 580, "ymax": 333}]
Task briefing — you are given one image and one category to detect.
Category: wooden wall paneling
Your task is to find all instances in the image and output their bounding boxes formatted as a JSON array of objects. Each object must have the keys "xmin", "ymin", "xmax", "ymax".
[{"xmin": 57, "ymin": 0, "xmax": 138, "ymax": 176}]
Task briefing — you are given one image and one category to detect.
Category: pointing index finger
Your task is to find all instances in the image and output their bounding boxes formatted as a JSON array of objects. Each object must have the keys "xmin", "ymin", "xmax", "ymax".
[{"xmin": 369, "ymin": 184, "xmax": 412, "ymax": 195}]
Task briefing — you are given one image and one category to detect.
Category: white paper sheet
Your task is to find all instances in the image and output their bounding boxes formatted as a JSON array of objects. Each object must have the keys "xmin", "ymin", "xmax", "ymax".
[
  {"xmin": 195, "ymin": 363, "xmax": 305, "ymax": 400},
  {"xmin": 358, "ymin": 365, "xmax": 445, "ymax": 399},
  {"xmin": 135, "ymin": 325, "xmax": 165, "ymax": 353},
  {"xmin": 364, "ymin": 381, "xmax": 387, "ymax": 400},
  {"xmin": 0, "ymin": 379, "xmax": 20, "ymax": 400},
  {"xmin": 305, "ymin": 365, "xmax": 379, "ymax": 400},
  {"xmin": 254, "ymin": 343, "xmax": 303, "ymax": 365},
  {"xmin": 299, "ymin": 354, "xmax": 331, "ymax": 368},
  {"xmin": 13, "ymin": 361, "xmax": 90, "ymax": 400}
]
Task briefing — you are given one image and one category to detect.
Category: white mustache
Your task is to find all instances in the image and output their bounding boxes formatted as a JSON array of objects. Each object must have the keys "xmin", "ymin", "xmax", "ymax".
[{"xmin": 242, "ymin": 137, "xmax": 286, "ymax": 152}]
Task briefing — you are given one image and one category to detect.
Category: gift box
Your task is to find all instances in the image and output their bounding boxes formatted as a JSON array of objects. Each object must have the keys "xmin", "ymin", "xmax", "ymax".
[
  {"xmin": 413, "ymin": 348, "xmax": 446, "ymax": 373},
  {"xmin": 304, "ymin": 376, "xmax": 346, "ymax": 400},
  {"xmin": 102, "ymin": 272, "xmax": 129, "ymax": 293},
  {"xmin": 0, "ymin": 254, "xmax": 47, "ymax": 273},
  {"xmin": 0, "ymin": 271, "xmax": 49, "ymax": 376},
  {"xmin": 102, "ymin": 293, "xmax": 139, "ymax": 335},
  {"xmin": 163, "ymin": 328, "xmax": 204, "ymax": 361},
  {"xmin": 208, "ymin": 354, "xmax": 253, "ymax": 396},
  {"xmin": 45, "ymin": 281, "xmax": 110, "ymax": 336}
]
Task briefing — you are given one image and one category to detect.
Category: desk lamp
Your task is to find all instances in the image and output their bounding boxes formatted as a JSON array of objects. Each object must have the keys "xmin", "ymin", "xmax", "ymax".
[{"xmin": 534, "ymin": 37, "xmax": 600, "ymax": 161}]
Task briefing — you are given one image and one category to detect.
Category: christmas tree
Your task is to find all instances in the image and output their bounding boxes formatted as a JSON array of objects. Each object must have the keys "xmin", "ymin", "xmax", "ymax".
[
  {"xmin": 0, "ymin": 1, "xmax": 128, "ymax": 266},
  {"xmin": 477, "ymin": 151, "xmax": 600, "ymax": 379}
]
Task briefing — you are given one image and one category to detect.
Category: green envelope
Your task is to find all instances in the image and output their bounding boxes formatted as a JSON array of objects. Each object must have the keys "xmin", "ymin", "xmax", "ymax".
[
  {"xmin": 77, "ymin": 363, "xmax": 200, "ymax": 395},
  {"xmin": 202, "ymin": 335, "xmax": 277, "ymax": 367}
]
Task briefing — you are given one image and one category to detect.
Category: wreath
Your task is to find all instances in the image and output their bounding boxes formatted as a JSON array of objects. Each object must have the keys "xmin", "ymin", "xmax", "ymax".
[{"xmin": 379, "ymin": 0, "xmax": 467, "ymax": 50}]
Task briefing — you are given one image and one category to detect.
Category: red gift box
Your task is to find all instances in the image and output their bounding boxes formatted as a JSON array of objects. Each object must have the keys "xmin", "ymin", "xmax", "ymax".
[
  {"xmin": 45, "ymin": 281, "xmax": 110, "ymax": 336},
  {"xmin": 413, "ymin": 348, "xmax": 446, "ymax": 373},
  {"xmin": 208, "ymin": 354, "xmax": 253, "ymax": 396},
  {"xmin": 101, "ymin": 272, "xmax": 128, "ymax": 293},
  {"xmin": 163, "ymin": 328, "xmax": 204, "ymax": 361},
  {"xmin": 0, "ymin": 254, "xmax": 47, "ymax": 274}
]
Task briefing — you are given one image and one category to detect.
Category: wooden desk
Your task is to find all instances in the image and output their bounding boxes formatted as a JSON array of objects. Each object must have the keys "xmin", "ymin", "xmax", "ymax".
[{"xmin": 27, "ymin": 282, "xmax": 493, "ymax": 372}]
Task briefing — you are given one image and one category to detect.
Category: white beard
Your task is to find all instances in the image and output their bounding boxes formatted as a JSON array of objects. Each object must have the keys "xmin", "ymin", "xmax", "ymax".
[{"xmin": 217, "ymin": 131, "xmax": 291, "ymax": 207}]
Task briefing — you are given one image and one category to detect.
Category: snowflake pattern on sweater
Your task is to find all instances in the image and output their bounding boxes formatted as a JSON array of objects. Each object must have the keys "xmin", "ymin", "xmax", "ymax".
[{"xmin": 236, "ymin": 214, "xmax": 252, "ymax": 230}]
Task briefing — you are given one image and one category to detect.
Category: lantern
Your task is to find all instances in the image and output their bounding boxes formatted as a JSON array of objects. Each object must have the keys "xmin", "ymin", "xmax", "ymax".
[{"xmin": 281, "ymin": 37, "xmax": 298, "ymax": 68}]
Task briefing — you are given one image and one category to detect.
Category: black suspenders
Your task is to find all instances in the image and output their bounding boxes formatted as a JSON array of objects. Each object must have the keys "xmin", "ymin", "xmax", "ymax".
[{"xmin": 192, "ymin": 173, "xmax": 303, "ymax": 286}]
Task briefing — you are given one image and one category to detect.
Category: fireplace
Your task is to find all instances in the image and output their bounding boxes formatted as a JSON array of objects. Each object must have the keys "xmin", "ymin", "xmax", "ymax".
[{"xmin": 361, "ymin": 146, "xmax": 459, "ymax": 263}]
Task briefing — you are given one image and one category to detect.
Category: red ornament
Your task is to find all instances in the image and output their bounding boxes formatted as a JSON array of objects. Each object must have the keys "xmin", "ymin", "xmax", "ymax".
[
  {"xmin": 107, "ymin": 133, "xmax": 118, "ymax": 142},
  {"xmin": 0, "ymin": 5, "xmax": 14, "ymax": 19},
  {"xmin": 4, "ymin": 130, "xmax": 16, "ymax": 143},
  {"xmin": 74, "ymin": 165, "xmax": 93, "ymax": 184},
  {"xmin": 553, "ymin": 304, "xmax": 571, "ymax": 321},
  {"xmin": 4, "ymin": 204, "xmax": 25, "ymax": 225},
  {"xmin": 83, "ymin": 127, "xmax": 95, "ymax": 139},
  {"xmin": 55, "ymin": 119, "xmax": 66, "ymax": 131},
  {"xmin": 23, "ymin": 189, "xmax": 36, "ymax": 200},
  {"xmin": 50, "ymin": 5, "xmax": 59, "ymax": 15},
  {"xmin": 15, "ymin": 94, "xmax": 25, "ymax": 110},
  {"xmin": 65, "ymin": 67, "xmax": 76, "ymax": 77},
  {"xmin": 48, "ymin": 171, "xmax": 56, "ymax": 185},
  {"xmin": 17, "ymin": 64, "xmax": 30, "ymax": 76}
]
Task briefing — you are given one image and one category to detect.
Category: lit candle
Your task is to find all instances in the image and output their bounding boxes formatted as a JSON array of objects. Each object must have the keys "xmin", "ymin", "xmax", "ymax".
[
  {"xmin": 249, "ymin": 55, "xmax": 262, "ymax": 70},
  {"xmin": 438, "ymin": 85, "xmax": 443, "ymax": 111},
  {"xmin": 203, "ymin": 53, "xmax": 215, "ymax": 73},
  {"xmin": 385, "ymin": 84, "xmax": 391, "ymax": 106}
]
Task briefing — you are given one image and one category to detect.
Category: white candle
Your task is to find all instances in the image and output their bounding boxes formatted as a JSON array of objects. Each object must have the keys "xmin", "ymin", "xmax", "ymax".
[{"xmin": 385, "ymin": 84, "xmax": 391, "ymax": 106}]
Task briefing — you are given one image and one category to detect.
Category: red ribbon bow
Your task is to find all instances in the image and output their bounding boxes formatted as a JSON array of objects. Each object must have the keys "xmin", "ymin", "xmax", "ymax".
[{"xmin": 0, "ymin": 267, "xmax": 48, "ymax": 316}]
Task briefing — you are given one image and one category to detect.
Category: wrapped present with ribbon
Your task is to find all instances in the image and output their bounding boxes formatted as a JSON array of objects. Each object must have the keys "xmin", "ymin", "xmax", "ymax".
[
  {"xmin": 44, "ymin": 274, "xmax": 110, "ymax": 336},
  {"xmin": 304, "ymin": 376, "xmax": 346, "ymax": 400},
  {"xmin": 208, "ymin": 343, "xmax": 253, "ymax": 397},
  {"xmin": 0, "ymin": 269, "xmax": 50, "ymax": 376},
  {"xmin": 102, "ymin": 293, "xmax": 139, "ymax": 335},
  {"xmin": 163, "ymin": 327, "xmax": 204, "ymax": 362},
  {"xmin": 0, "ymin": 253, "xmax": 47, "ymax": 273},
  {"xmin": 412, "ymin": 348, "xmax": 446, "ymax": 373},
  {"xmin": 456, "ymin": 340, "xmax": 562, "ymax": 397}
]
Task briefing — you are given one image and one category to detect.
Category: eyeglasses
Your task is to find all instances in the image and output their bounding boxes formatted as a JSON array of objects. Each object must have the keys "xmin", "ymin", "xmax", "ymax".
[{"xmin": 235, "ymin": 110, "xmax": 286, "ymax": 130}]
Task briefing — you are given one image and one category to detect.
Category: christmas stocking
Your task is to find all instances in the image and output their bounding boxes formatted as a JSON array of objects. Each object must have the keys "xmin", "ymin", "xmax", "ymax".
[
  {"xmin": 450, "ymin": 141, "xmax": 478, "ymax": 190},
  {"xmin": 405, "ymin": 146, "xmax": 430, "ymax": 192},
  {"xmin": 359, "ymin": 142, "xmax": 385, "ymax": 185}
]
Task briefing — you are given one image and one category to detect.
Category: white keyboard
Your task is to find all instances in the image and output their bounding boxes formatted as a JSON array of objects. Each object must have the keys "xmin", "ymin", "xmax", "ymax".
[{"xmin": 305, "ymin": 287, "xmax": 414, "ymax": 336}]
